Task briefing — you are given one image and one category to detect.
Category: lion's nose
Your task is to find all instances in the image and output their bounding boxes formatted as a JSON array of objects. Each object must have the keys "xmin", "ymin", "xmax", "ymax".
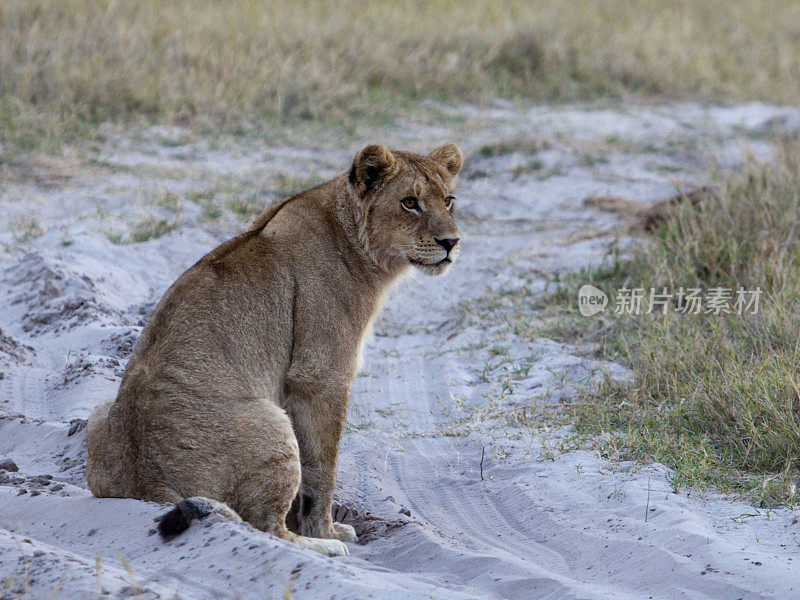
[{"xmin": 434, "ymin": 237, "xmax": 460, "ymax": 253}]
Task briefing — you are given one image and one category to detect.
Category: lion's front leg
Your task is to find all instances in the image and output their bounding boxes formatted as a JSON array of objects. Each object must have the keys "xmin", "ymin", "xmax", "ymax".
[{"xmin": 287, "ymin": 389, "xmax": 356, "ymax": 543}]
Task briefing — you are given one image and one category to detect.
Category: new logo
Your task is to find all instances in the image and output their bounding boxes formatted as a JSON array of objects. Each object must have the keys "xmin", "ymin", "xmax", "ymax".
[{"xmin": 578, "ymin": 284, "xmax": 608, "ymax": 316}]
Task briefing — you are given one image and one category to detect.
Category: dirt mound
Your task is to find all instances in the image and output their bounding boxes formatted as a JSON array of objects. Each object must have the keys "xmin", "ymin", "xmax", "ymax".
[
  {"xmin": 53, "ymin": 354, "xmax": 124, "ymax": 390},
  {"xmin": 0, "ymin": 328, "xmax": 34, "ymax": 367},
  {"xmin": 4, "ymin": 253, "xmax": 127, "ymax": 335},
  {"xmin": 100, "ymin": 329, "xmax": 140, "ymax": 359}
]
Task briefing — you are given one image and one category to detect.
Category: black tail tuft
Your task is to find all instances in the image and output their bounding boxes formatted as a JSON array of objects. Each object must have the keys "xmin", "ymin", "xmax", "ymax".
[{"xmin": 156, "ymin": 498, "xmax": 213, "ymax": 538}]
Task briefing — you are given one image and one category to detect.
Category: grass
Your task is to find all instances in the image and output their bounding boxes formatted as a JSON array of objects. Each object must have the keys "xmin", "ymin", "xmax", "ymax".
[
  {"xmin": 108, "ymin": 217, "xmax": 181, "ymax": 244},
  {"xmin": 11, "ymin": 216, "xmax": 45, "ymax": 242},
  {"xmin": 512, "ymin": 159, "xmax": 545, "ymax": 178},
  {"xmin": 2, "ymin": 1, "xmax": 800, "ymax": 151},
  {"xmin": 185, "ymin": 174, "xmax": 309, "ymax": 220},
  {"xmin": 130, "ymin": 218, "xmax": 180, "ymax": 243},
  {"xmin": 153, "ymin": 191, "xmax": 182, "ymax": 212},
  {"xmin": 200, "ymin": 200, "xmax": 223, "ymax": 221},
  {"xmin": 185, "ymin": 180, "xmax": 265, "ymax": 221},
  {"xmin": 477, "ymin": 138, "xmax": 547, "ymax": 158},
  {"xmin": 227, "ymin": 198, "xmax": 263, "ymax": 217},
  {"xmin": 274, "ymin": 173, "xmax": 326, "ymax": 197},
  {"xmin": 531, "ymin": 139, "xmax": 800, "ymax": 505}
]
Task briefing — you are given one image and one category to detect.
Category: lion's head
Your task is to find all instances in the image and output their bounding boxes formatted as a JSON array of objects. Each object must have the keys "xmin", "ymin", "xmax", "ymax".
[{"xmin": 347, "ymin": 142, "xmax": 462, "ymax": 276}]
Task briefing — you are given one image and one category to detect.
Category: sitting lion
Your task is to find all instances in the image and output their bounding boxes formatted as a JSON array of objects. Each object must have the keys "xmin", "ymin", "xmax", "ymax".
[{"xmin": 86, "ymin": 142, "xmax": 463, "ymax": 556}]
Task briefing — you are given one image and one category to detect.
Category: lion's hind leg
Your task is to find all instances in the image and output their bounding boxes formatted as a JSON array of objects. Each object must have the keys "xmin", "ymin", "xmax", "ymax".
[
  {"xmin": 86, "ymin": 400, "xmax": 134, "ymax": 498},
  {"xmin": 231, "ymin": 399, "xmax": 349, "ymax": 557}
]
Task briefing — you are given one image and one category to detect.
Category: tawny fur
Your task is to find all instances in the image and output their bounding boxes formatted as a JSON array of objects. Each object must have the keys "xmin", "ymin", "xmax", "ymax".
[{"xmin": 86, "ymin": 143, "xmax": 463, "ymax": 556}]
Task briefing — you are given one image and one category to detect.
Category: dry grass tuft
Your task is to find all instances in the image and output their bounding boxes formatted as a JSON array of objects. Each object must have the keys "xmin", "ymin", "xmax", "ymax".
[
  {"xmin": 2, "ymin": 1, "xmax": 800, "ymax": 149},
  {"xmin": 584, "ymin": 186, "xmax": 718, "ymax": 232}
]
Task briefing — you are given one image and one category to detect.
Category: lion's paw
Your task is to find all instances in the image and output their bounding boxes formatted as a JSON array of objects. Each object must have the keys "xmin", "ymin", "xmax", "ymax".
[
  {"xmin": 332, "ymin": 522, "xmax": 357, "ymax": 542},
  {"xmin": 309, "ymin": 537, "xmax": 349, "ymax": 557}
]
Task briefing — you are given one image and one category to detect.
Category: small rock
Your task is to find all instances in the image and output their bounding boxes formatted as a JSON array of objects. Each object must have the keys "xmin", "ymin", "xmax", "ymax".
[
  {"xmin": 0, "ymin": 472, "xmax": 23, "ymax": 485},
  {"xmin": 31, "ymin": 475, "xmax": 51, "ymax": 486},
  {"xmin": 30, "ymin": 490, "xmax": 40, "ymax": 497},
  {"xmin": 50, "ymin": 484, "xmax": 63, "ymax": 491},
  {"xmin": 0, "ymin": 458, "xmax": 19, "ymax": 472},
  {"xmin": 398, "ymin": 507, "xmax": 411, "ymax": 517}
]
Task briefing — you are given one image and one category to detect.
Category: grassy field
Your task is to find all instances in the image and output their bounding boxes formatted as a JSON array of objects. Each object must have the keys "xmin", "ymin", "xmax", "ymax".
[
  {"xmin": 2, "ymin": 0, "xmax": 800, "ymax": 150},
  {"xmin": 523, "ymin": 140, "xmax": 800, "ymax": 505}
]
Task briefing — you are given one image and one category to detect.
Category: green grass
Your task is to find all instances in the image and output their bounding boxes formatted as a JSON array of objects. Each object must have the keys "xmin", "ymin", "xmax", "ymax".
[
  {"xmin": 512, "ymin": 159, "xmax": 545, "ymax": 178},
  {"xmin": 130, "ymin": 218, "xmax": 180, "ymax": 243},
  {"xmin": 2, "ymin": 1, "xmax": 800, "ymax": 151},
  {"xmin": 201, "ymin": 201, "xmax": 223, "ymax": 221},
  {"xmin": 531, "ymin": 139, "xmax": 800, "ymax": 505},
  {"xmin": 227, "ymin": 198, "xmax": 263, "ymax": 216},
  {"xmin": 10, "ymin": 216, "xmax": 45, "ymax": 242},
  {"xmin": 154, "ymin": 191, "xmax": 182, "ymax": 212},
  {"xmin": 274, "ymin": 173, "xmax": 326, "ymax": 197},
  {"xmin": 108, "ymin": 217, "xmax": 181, "ymax": 244},
  {"xmin": 477, "ymin": 138, "xmax": 547, "ymax": 158}
]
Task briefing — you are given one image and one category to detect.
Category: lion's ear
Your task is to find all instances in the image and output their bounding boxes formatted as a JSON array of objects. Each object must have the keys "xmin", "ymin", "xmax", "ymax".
[
  {"xmin": 349, "ymin": 144, "xmax": 396, "ymax": 194},
  {"xmin": 428, "ymin": 142, "xmax": 463, "ymax": 179}
]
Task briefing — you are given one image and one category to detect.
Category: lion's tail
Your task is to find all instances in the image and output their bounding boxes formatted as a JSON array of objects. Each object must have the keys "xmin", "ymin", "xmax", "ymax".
[{"xmin": 156, "ymin": 497, "xmax": 242, "ymax": 538}]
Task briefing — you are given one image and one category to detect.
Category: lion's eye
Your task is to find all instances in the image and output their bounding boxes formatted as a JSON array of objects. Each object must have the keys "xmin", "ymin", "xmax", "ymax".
[
  {"xmin": 401, "ymin": 196, "xmax": 419, "ymax": 210},
  {"xmin": 444, "ymin": 196, "xmax": 455, "ymax": 210}
]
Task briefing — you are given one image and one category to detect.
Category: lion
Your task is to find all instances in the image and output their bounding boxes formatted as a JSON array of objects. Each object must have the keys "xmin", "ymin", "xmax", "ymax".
[{"xmin": 86, "ymin": 142, "xmax": 463, "ymax": 556}]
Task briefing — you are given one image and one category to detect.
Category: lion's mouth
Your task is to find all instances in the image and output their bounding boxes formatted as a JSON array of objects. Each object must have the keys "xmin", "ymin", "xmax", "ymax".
[{"xmin": 408, "ymin": 257, "xmax": 452, "ymax": 267}]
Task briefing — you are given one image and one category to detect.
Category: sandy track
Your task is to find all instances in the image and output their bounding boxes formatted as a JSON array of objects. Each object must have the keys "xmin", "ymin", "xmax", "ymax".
[
  {"xmin": 342, "ymin": 328, "xmax": 785, "ymax": 600},
  {"xmin": 2, "ymin": 102, "xmax": 800, "ymax": 599}
]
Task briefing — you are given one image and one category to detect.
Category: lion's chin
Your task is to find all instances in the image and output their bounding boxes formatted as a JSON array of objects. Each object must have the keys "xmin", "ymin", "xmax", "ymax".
[{"xmin": 408, "ymin": 257, "xmax": 453, "ymax": 276}]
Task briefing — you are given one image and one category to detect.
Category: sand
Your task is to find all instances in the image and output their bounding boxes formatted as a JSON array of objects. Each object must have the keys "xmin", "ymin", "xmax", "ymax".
[{"xmin": 1, "ymin": 101, "xmax": 799, "ymax": 599}]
